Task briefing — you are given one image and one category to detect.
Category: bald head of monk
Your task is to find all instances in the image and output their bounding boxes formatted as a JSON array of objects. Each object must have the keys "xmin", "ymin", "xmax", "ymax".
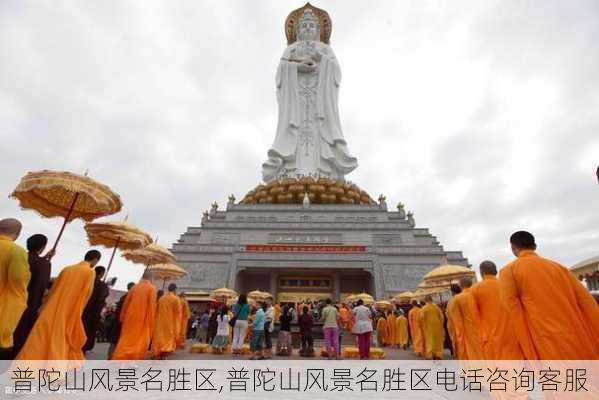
[
  {"xmin": 84, "ymin": 250, "xmax": 102, "ymax": 267},
  {"xmin": 479, "ymin": 260, "xmax": 497, "ymax": 277},
  {"xmin": 411, "ymin": 300, "xmax": 420, "ymax": 308},
  {"xmin": 460, "ymin": 277, "xmax": 473, "ymax": 289},
  {"xmin": 168, "ymin": 283, "xmax": 177, "ymax": 293},
  {"xmin": 510, "ymin": 230, "xmax": 537, "ymax": 256},
  {"xmin": 0, "ymin": 218, "xmax": 22, "ymax": 240},
  {"xmin": 424, "ymin": 295, "xmax": 433, "ymax": 303},
  {"xmin": 94, "ymin": 265, "xmax": 106, "ymax": 280},
  {"xmin": 450, "ymin": 283, "xmax": 462, "ymax": 296}
]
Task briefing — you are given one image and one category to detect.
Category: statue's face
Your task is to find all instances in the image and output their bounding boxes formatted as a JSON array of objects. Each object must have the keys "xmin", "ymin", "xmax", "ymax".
[{"xmin": 298, "ymin": 18, "xmax": 319, "ymax": 41}]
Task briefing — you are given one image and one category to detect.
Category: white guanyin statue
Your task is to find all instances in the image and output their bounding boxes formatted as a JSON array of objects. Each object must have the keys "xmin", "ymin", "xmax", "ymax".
[{"xmin": 262, "ymin": 5, "xmax": 358, "ymax": 183}]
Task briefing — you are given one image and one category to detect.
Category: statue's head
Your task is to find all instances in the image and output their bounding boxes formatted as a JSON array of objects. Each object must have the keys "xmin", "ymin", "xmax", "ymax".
[{"xmin": 297, "ymin": 9, "xmax": 320, "ymax": 41}]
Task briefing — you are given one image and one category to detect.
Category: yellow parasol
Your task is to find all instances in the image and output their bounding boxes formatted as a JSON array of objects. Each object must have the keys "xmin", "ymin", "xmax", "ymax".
[
  {"xmin": 356, "ymin": 292, "xmax": 375, "ymax": 305},
  {"xmin": 122, "ymin": 241, "xmax": 176, "ymax": 266},
  {"xmin": 210, "ymin": 287, "xmax": 238, "ymax": 302},
  {"xmin": 227, "ymin": 296, "xmax": 256, "ymax": 308},
  {"xmin": 248, "ymin": 290, "xmax": 273, "ymax": 302},
  {"xmin": 392, "ymin": 291, "xmax": 414, "ymax": 303},
  {"xmin": 10, "ymin": 170, "xmax": 122, "ymax": 251},
  {"xmin": 374, "ymin": 300, "xmax": 393, "ymax": 311},
  {"xmin": 147, "ymin": 263, "xmax": 187, "ymax": 290},
  {"xmin": 84, "ymin": 218, "xmax": 152, "ymax": 280}
]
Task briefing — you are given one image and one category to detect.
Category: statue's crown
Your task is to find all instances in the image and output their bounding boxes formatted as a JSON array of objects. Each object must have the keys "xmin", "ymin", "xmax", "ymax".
[
  {"xmin": 300, "ymin": 9, "xmax": 318, "ymax": 24},
  {"xmin": 285, "ymin": 3, "xmax": 332, "ymax": 45}
]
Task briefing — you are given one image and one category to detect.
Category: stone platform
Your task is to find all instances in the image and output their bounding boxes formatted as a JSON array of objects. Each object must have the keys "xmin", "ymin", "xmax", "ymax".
[{"xmin": 171, "ymin": 200, "xmax": 468, "ymax": 301}]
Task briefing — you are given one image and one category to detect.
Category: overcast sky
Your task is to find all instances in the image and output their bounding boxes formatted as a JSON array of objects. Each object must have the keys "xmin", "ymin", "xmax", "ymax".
[{"xmin": 1, "ymin": 0, "xmax": 598, "ymax": 291}]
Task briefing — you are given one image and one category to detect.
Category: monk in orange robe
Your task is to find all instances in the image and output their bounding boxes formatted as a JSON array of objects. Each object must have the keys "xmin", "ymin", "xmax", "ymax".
[
  {"xmin": 419, "ymin": 295, "xmax": 445, "ymax": 360},
  {"xmin": 471, "ymin": 260, "xmax": 523, "ymax": 360},
  {"xmin": 499, "ymin": 231, "xmax": 599, "ymax": 360},
  {"xmin": 339, "ymin": 304, "xmax": 353, "ymax": 332},
  {"xmin": 386, "ymin": 310, "xmax": 397, "ymax": 346},
  {"xmin": 376, "ymin": 314, "xmax": 389, "ymax": 346},
  {"xmin": 453, "ymin": 277, "xmax": 483, "ymax": 360},
  {"xmin": 0, "ymin": 219, "xmax": 29, "ymax": 356},
  {"xmin": 408, "ymin": 301, "xmax": 424, "ymax": 356},
  {"xmin": 152, "ymin": 283, "xmax": 180, "ymax": 359},
  {"xmin": 177, "ymin": 293, "xmax": 191, "ymax": 348},
  {"xmin": 395, "ymin": 311, "xmax": 409, "ymax": 349},
  {"xmin": 446, "ymin": 284, "xmax": 466, "ymax": 359},
  {"xmin": 16, "ymin": 250, "xmax": 99, "ymax": 360},
  {"xmin": 112, "ymin": 270, "xmax": 157, "ymax": 360}
]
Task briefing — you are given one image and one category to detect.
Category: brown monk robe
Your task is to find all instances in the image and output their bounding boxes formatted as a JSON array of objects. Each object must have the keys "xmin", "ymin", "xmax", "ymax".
[
  {"xmin": 16, "ymin": 250, "xmax": 100, "ymax": 360},
  {"xmin": 12, "ymin": 234, "xmax": 54, "ymax": 357},
  {"xmin": 471, "ymin": 260, "xmax": 523, "ymax": 360},
  {"xmin": 0, "ymin": 219, "xmax": 29, "ymax": 359},
  {"xmin": 453, "ymin": 277, "xmax": 483, "ymax": 360},
  {"xmin": 82, "ymin": 266, "xmax": 110, "ymax": 353},
  {"xmin": 499, "ymin": 231, "xmax": 599, "ymax": 360},
  {"xmin": 177, "ymin": 293, "xmax": 191, "ymax": 348},
  {"xmin": 408, "ymin": 300, "xmax": 424, "ymax": 356},
  {"xmin": 111, "ymin": 270, "xmax": 157, "ymax": 360},
  {"xmin": 152, "ymin": 284, "xmax": 180, "ymax": 359}
]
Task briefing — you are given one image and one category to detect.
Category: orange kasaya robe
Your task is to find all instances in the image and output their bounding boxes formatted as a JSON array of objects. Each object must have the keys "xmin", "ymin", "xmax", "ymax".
[
  {"xmin": 453, "ymin": 287, "xmax": 483, "ymax": 360},
  {"xmin": 446, "ymin": 297, "xmax": 467, "ymax": 360},
  {"xmin": 112, "ymin": 279, "xmax": 157, "ymax": 360},
  {"xmin": 395, "ymin": 315, "xmax": 409, "ymax": 347},
  {"xmin": 339, "ymin": 306, "xmax": 353, "ymax": 331},
  {"xmin": 16, "ymin": 261, "xmax": 94, "ymax": 360},
  {"xmin": 387, "ymin": 313, "xmax": 397, "ymax": 345},
  {"xmin": 408, "ymin": 306, "xmax": 424, "ymax": 355},
  {"xmin": 499, "ymin": 250, "xmax": 599, "ymax": 360},
  {"xmin": 0, "ymin": 235, "xmax": 30, "ymax": 349},
  {"xmin": 177, "ymin": 297, "xmax": 190, "ymax": 348},
  {"xmin": 376, "ymin": 317, "xmax": 389, "ymax": 346},
  {"xmin": 273, "ymin": 304, "xmax": 281, "ymax": 324},
  {"xmin": 471, "ymin": 275, "xmax": 524, "ymax": 360},
  {"xmin": 151, "ymin": 292, "xmax": 180, "ymax": 357},
  {"xmin": 420, "ymin": 302, "xmax": 445, "ymax": 359}
]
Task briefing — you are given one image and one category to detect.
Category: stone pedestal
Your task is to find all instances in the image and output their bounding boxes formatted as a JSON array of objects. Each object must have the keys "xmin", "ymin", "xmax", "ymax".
[{"xmin": 171, "ymin": 203, "xmax": 468, "ymax": 300}]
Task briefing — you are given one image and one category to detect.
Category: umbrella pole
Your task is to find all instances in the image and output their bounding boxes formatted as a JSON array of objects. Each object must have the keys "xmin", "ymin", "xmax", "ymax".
[
  {"xmin": 162, "ymin": 279, "xmax": 166, "ymax": 290},
  {"xmin": 103, "ymin": 237, "xmax": 121, "ymax": 281},
  {"xmin": 51, "ymin": 192, "xmax": 80, "ymax": 252}
]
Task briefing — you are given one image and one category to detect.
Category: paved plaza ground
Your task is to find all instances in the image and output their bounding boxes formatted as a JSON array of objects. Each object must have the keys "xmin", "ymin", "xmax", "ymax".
[{"xmin": 87, "ymin": 340, "xmax": 450, "ymax": 361}]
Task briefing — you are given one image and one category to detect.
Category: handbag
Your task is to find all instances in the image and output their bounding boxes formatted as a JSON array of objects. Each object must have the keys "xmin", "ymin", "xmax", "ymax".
[{"xmin": 229, "ymin": 316, "xmax": 237, "ymax": 328}]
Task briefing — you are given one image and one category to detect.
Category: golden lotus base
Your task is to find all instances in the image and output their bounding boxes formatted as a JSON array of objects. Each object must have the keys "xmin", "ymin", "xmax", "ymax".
[{"xmin": 240, "ymin": 177, "xmax": 376, "ymax": 205}]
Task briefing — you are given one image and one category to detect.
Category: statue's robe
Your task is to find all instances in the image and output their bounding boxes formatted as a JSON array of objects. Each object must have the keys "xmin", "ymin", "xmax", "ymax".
[
  {"xmin": 177, "ymin": 297, "xmax": 190, "ymax": 348},
  {"xmin": 151, "ymin": 292, "xmax": 180, "ymax": 357},
  {"xmin": 420, "ymin": 302, "xmax": 445, "ymax": 359},
  {"xmin": 111, "ymin": 280, "xmax": 156, "ymax": 360},
  {"xmin": 376, "ymin": 317, "xmax": 389, "ymax": 346},
  {"xmin": 395, "ymin": 315, "xmax": 409, "ymax": 348},
  {"xmin": 453, "ymin": 288, "xmax": 484, "ymax": 360},
  {"xmin": 408, "ymin": 306, "xmax": 424, "ymax": 355},
  {"xmin": 13, "ymin": 252, "xmax": 51, "ymax": 356},
  {"xmin": 262, "ymin": 40, "xmax": 357, "ymax": 181},
  {"xmin": 81, "ymin": 276, "xmax": 109, "ymax": 352},
  {"xmin": 16, "ymin": 261, "xmax": 94, "ymax": 360},
  {"xmin": 0, "ymin": 235, "xmax": 30, "ymax": 351},
  {"xmin": 387, "ymin": 313, "xmax": 397, "ymax": 345},
  {"xmin": 471, "ymin": 275, "xmax": 523, "ymax": 360},
  {"xmin": 499, "ymin": 250, "xmax": 599, "ymax": 359}
]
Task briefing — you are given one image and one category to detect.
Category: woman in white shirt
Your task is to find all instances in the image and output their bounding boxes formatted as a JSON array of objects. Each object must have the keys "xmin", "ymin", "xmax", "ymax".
[
  {"xmin": 352, "ymin": 299, "xmax": 373, "ymax": 359},
  {"xmin": 212, "ymin": 306, "xmax": 230, "ymax": 354}
]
